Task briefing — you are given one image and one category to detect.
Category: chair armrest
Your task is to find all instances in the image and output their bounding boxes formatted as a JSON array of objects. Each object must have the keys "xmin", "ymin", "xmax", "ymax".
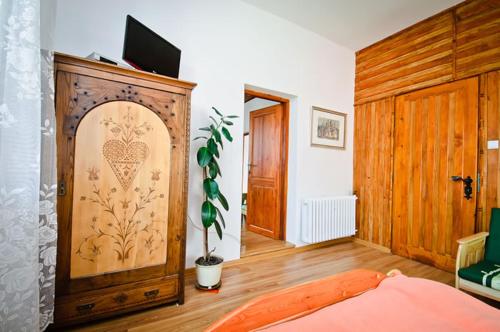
[
  {"xmin": 457, "ymin": 232, "xmax": 489, "ymax": 245},
  {"xmin": 455, "ymin": 232, "xmax": 488, "ymax": 288}
]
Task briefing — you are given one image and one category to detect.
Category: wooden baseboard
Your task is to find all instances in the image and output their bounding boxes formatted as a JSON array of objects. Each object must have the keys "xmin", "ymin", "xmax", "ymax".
[
  {"xmin": 185, "ymin": 237, "xmax": 354, "ymax": 276},
  {"xmin": 353, "ymin": 238, "xmax": 391, "ymax": 253}
]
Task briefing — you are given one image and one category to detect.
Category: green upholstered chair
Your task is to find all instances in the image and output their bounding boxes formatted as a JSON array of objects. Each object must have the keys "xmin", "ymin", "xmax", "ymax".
[{"xmin": 456, "ymin": 208, "xmax": 500, "ymax": 301}]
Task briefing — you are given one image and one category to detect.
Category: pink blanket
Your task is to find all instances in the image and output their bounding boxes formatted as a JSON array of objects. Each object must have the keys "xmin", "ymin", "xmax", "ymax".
[{"xmin": 262, "ymin": 274, "xmax": 500, "ymax": 332}]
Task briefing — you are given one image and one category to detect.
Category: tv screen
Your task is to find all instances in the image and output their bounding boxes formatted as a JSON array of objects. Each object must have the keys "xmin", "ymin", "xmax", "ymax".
[{"xmin": 123, "ymin": 15, "xmax": 181, "ymax": 78}]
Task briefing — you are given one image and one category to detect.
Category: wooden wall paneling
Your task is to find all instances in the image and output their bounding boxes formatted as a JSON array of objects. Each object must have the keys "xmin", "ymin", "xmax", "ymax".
[
  {"xmin": 355, "ymin": 0, "xmax": 500, "ymax": 104},
  {"xmin": 477, "ymin": 73, "xmax": 488, "ymax": 232},
  {"xmin": 354, "ymin": 0, "xmax": 500, "ymax": 268},
  {"xmin": 485, "ymin": 70, "xmax": 500, "ymax": 229},
  {"xmin": 455, "ymin": 0, "xmax": 500, "ymax": 79},
  {"xmin": 353, "ymin": 97, "xmax": 394, "ymax": 248},
  {"xmin": 355, "ymin": 12, "xmax": 455, "ymax": 104},
  {"xmin": 392, "ymin": 78, "xmax": 478, "ymax": 272}
]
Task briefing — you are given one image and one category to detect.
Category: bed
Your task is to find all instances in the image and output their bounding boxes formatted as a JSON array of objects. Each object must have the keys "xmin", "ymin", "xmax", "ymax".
[{"xmin": 206, "ymin": 269, "xmax": 500, "ymax": 331}]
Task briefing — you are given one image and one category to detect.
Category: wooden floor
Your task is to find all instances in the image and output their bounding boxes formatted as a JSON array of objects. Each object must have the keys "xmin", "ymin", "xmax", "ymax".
[
  {"xmin": 69, "ymin": 241, "xmax": 457, "ymax": 332},
  {"xmin": 240, "ymin": 225, "xmax": 294, "ymax": 257}
]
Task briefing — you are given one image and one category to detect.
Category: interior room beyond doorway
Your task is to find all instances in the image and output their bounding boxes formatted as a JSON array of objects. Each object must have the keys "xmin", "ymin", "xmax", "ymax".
[{"xmin": 240, "ymin": 90, "xmax": 294, "ymax": 257}]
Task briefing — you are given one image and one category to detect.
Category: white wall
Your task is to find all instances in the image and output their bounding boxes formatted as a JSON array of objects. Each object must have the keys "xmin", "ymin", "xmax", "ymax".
[{"xmin": 52, "ymin": 0, "xmax": 355, "ymax": 267}]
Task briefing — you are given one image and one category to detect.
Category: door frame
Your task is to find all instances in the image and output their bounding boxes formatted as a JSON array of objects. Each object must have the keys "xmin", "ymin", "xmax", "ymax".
[{"xmin": 244, "ymin": 89, "xmax": 290, "ymax": 240}]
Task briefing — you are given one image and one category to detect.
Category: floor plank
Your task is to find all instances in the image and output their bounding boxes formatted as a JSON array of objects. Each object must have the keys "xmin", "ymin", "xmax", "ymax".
[
  {"xmin": 68, "ymin": 242, "xmax": 455, "ymax": 332},
  {"xmin": 240, "ymin": 225, "xmax": 294, "ymax": 257}
]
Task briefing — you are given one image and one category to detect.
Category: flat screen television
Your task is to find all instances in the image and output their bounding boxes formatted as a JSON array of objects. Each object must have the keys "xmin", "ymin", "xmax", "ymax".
[{"xmin": 123, "ymin": 15, "xmax": 181, "ymax": 78}]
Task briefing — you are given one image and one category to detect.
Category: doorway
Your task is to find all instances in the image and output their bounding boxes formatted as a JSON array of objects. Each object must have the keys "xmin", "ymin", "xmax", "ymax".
[{"xmin": 240, "ymin": 89, "xmax": 294, "ymax": 257}]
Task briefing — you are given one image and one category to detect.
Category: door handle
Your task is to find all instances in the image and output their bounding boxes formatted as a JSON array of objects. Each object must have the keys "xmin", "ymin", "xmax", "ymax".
[
  {"xmin": 451, "ymin": 176, "xmax": 473, "ymax": 200},
  {"xmin": 248, "ymin": 164, "xmax": 257, "ymax": 173}
]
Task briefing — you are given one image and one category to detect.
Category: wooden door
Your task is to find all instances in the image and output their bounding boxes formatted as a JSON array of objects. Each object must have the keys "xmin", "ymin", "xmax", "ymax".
[
  {"xmin": 247, "ymin": 104, "xmax": 284, "ymax": 239},
  {"xmin": 392, "ymin": 77, "xmax": 478, "ymax": 272}
]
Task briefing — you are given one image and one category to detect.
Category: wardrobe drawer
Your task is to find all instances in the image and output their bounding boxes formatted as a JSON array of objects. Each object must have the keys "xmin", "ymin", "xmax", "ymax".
[{"xmin": 55, "ymin": 277, "xmax": 178, "ymax": 324}]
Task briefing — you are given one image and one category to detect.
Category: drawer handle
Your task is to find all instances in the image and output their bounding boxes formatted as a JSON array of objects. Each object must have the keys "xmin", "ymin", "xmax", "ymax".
[
  {"xmin": 144, "ymin": 289, "xmax": 159, "ymax": 299},
  {"xmin": 113, "ymin": 292, "xmax": 128, "ymax": 304},
  {"xmin": 76, "ymin": 303, "xmax": 95, "ymax": 314}
]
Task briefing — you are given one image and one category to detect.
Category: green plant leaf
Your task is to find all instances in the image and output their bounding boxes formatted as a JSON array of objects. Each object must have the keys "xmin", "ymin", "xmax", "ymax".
[
  {"xmin": 222, "ymin": 120, "xmax": 234, "ymax": 126},
  {"xmin": 197, "ymin": 147, "xmax": 212, "ymax": 167},
  {"xmin": 212, "ymin": 107, "xmax": 223, "ymax": 117},
  {"xmin": 198, "ymin": 127, "xmax": 211, "ymax": 131},
  {"xmin": 215, "ymin": 206, "xmax": 226, "ymax": 228},
  {"xmin": 203, "ymin": 178, "xmax": 219, "ymax": 199},
  {"xmin": 221, "ymin": 127, "xmax": 233, "ymax": 142},
  {"xmin": 209, "ymin": 116, "xmax": 218, "ymax": 125},
  {"xmin": 213, "ymin": 220, "xmax": 223, "ymax": 240},
  {"xmin": 193, "ymin": 136, "xmax": 208, "ymax": 141},
  {"xmin": 218, "ymin": 192, "xmax": 229, "ymax": 211},
  {"xmin": 208, "ymin": 161, "xmax": 219, "ymax": 179},
  {"xmin": 225, "ymin": 115, "xmax": 238, "ymax": 119},
  {"xmin": 201, "ymin": 200, "xmax": 216, "ymax": 228},
  {"xmin": 207, "ymin": 138, "xmax": 219, "ymax": 158},
  {"xmin": 212, "ymin": 127, "xmax": 223, "ymax": 148},
  {"xmin": 211, "ymin": 158, "xmax": 222, "ymax": 177}
]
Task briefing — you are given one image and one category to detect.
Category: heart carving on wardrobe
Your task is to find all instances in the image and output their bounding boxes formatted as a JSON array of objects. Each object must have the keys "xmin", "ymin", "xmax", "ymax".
[{"xmin": 103, "ymin": 139, "xmax": 150, "ymax": 191}]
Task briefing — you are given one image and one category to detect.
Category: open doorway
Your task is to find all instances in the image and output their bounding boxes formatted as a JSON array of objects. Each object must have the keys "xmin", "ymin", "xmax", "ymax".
[{"xmin": 240, "ymin": 89, "xmax": 294, "ymax": 257}]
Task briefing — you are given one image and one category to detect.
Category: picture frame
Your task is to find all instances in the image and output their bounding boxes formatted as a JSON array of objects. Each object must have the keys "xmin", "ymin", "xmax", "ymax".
[{"xmin": 310, "ymin": 106, "xmax": 346, "ymax": 149}]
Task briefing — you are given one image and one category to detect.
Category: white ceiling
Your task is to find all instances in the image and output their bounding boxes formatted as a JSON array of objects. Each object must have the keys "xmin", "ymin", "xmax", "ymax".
[{"xmin": 241, "ymin": 0, "xmax": 462, "ymax": 51}]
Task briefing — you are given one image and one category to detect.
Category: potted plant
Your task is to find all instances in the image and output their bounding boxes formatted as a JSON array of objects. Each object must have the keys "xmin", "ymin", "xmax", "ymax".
[{"xmin": 194, "ymin": 107, "xmax": 238, "ymax": 289}]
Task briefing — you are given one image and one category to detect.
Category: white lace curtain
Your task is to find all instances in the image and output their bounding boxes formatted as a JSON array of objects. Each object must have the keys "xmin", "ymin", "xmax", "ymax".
[{"xmin": 0, "ymin": 0, "xmax": 57, "ymax": 331}]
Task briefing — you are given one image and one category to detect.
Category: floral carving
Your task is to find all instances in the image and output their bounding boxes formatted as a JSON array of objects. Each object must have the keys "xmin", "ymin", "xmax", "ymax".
[
  {"xmin": 76, "ymin": 168, "xmax": 165, "ymax": 263},
  {"xmin": 101, "ymin": 111, "xmax": 152, "ymax": 191},
  {"xmin": 87, "ymin": 166, "xmax": 99, "ymax": 181}
]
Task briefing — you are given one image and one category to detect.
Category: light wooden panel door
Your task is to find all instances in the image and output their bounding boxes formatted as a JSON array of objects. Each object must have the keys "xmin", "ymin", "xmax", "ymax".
[
  {"xmin": 247, "ymin": 104, "xmax": 284, "ymax": 239},
  {"xmin": 392, "ymin": 78, "xmax": 478, "ymax": 272},
  {"xmin": 71, "ymin": 101, "xmax": 170, "ymax": 278},
  {"xmin": 354, "ymin": 98, "xmax": 394, "ymax": 249}
]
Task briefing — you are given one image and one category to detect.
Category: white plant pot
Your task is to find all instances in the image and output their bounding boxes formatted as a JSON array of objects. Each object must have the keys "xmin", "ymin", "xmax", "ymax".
[{"xmin": 195, "ymin": 256, "xmax": 223, "ymax": 288}]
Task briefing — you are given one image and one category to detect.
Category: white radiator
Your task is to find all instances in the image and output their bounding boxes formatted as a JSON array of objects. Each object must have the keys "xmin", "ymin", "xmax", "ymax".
[{"xmin": 301, "ymin": 195, "xmax": 357, "ymax": 244}]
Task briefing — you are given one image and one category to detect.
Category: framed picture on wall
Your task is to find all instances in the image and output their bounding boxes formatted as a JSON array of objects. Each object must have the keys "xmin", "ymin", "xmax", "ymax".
[{"xmin": 310, "ymin": 106, "xmax": 346, "ymax": 149}]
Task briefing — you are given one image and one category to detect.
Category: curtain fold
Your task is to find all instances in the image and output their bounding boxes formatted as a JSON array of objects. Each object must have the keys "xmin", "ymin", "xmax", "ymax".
[
  {"xmin": 39, "ymin": 49, "xmax": 57, "ymax": 331},
  {"xmin": 0, "ymin": 1, "xmax": 56, "ymax": 330}
]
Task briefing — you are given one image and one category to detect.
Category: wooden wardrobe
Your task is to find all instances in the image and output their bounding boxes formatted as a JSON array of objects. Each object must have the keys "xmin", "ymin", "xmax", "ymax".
[
  {"xmin": 53, "ymin": 53, "xmax": 196, "ymax": 326},
  {"xmin": 354, "ymin": 0, "xmax": 500, "ymax": 272}
]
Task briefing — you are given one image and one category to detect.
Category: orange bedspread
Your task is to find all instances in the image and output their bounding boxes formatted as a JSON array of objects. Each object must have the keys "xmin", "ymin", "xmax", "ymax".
[
  {"xmin": 206, "ymin": 269, "xmax": 500, "ymax": 332},
  {"xmin": 263, "ymin": 273, "xmax": 500, "ymax": 332},
  {"xmin": 206, "ymin": 269, "xmax": 386, "ymax": 331}
]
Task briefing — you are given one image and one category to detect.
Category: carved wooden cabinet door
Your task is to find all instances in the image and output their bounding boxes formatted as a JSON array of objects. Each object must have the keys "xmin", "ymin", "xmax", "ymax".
[
  {"xmin": 53, "ymin": 54, "xmax": 195, "ymax": 326},
  {"xmin": 71, "ymin": 102, "xmax": 171, "ymax": 278}
]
